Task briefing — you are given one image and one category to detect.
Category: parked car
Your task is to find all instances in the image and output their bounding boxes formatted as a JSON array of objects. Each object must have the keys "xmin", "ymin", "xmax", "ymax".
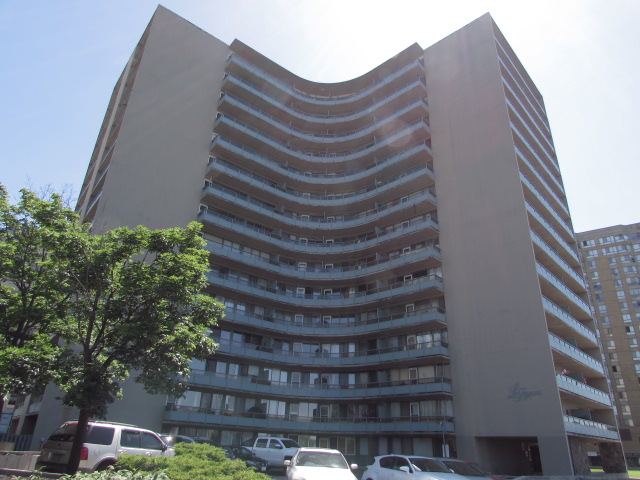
[
  {"xmin": 437, "ymin": 458, "xmax": 499, "ymax": 480},
  {"xmin": 222, "ymin": 445, "xmax": 269, "ymax": 473},
  {"xmin": 241, "ymin": 436, "xmax": 300, "ymax": 469},
  {"xmin": 284, "ymin": 447, "xmax": 358, "ymax": 480},
  {"xmin": 37, "ymin": 420, "xmax": 174, "ymax": 473},
  {"xmin": 159, "ymin": 434, "xmax": 196, "ymax": 447},
  {"xmin": 361, "ymin": 455, "xmax": 465, "ymax": 480}
]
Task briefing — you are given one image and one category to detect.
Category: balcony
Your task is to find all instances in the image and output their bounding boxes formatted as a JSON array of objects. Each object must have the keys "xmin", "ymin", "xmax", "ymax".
[
  {"xmin": 210, "ymin": 135, "xmax": 432, "ymax": 185},
  {"xmin": 223, "ymin": 72, "xmax": 427, "ymax": 127},
  {"xmin": 164, "ymin": 405, "xmax": 454, "ymax": 435},
  {"xmin": 549, "ymin": 333, "xmax": 605, "ymax": 375},
  {"xmin": 556, "ymin": 374, "xmax": 611, "ymax": 407},
  {"xmin": 206, "ymin": 271, "xmax": 444, "ymax": 308},
  {"xmin": 222, "ymin": 307, "xmax": 447, "ymax": 337},
  {"xmin": 207, "ymin": 240, "xmax": 440, "ymax": 282},
  {"xmin": 531, "ymin": 230, "xmax": 584, "ymax": 290},
  {"xmin": 526, "ymin": 202, "xmax": 579, "ymax": 265},
  {"xmin": 198, "ymin": 209, "xmax": 439, "ymax": 255},
  {"xmin": 536, "ymin": 262, "xmax": 590, "ymax": 317},
  {"xmin": 542, "ymin": 297, "xmax": 597, "ymax": 346},
  {"xmin": 187, "ymin": 370, "xmax": 452, "ymax": 399},
  {"xmin": 563, "ymin": 415, "xmax": 619, "ymax": 441},
  {"xmin": 218, "ymin": 91, "xmax": 428, "ymax": 151},
  {"xmin": 202, "ymin": 182, "xmax": 436, "ymax": 233},
  {"xmin": 214, "ymin": 337, "xmax": 449, "ymax": 367},
  {"xmin": 226, "ymin": 54, "xmax": 425, "ymax": 107},
  {"xmin": 207, "ymin": 157, "xmax": 435, "ymax": 208},
  {"xmin": 214, "ymin": 113, "xmax": 430, "ymax": 165}
]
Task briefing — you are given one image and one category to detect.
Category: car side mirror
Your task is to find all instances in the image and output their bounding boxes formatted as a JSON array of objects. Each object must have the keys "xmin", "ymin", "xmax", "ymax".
[
  {"xmin": 161, "ymin": 443, "xmax": 167, "ymax": 452},
  {"xmin": 283, "ymin": 459, "xmax": 291, "ymax": 467},
  {"xmin": 400, "ymin": 466, "xmax": 411, "ymax": 473}
]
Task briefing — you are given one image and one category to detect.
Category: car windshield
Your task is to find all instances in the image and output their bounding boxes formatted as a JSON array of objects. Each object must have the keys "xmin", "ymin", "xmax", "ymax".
[
  {"xmin": 282, "ymin": 439, "xmax": 300, "ymax": 448},
  {"xmin": 409, "ymin": 457, "xmax": 450, "ymax": 473},
  {"xmin": 443, "ymin": 461, "xmax": 486, "ymax": 476},
  {"xmin": 296, "ymin": 452, "xmax": 348, "ymax": 468}
]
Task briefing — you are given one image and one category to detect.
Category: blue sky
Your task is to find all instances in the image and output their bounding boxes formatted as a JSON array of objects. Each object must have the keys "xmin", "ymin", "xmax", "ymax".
[{"xmin": 1, "ymin": 0, "xmax": 638, "ymax": 232}]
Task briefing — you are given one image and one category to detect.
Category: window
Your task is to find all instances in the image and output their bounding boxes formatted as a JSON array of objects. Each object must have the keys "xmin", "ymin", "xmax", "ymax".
[
  {"xmin": 633, "ymin": 351, "xmax": 640, "ymax": 360},
  {"xmin": 294, "ymin": 314, "xmax": 303, "ymax": 324},
  {"xmin": 626, "ymin": 326, "xmax": 635, "ymax": 335},
  {"xmin": 595, "ymin": 294, "xmax": 604, "ymax": 302},
  {"xmin": 610, "ymin": 353, "xmax": 618, "ymax": 360},
  {"xmin": 635, "ymin": 365, "xmax": 640, "ymax": 374},
  {"xmin": 610, "ymin": 258, "xmax": 618, "ymax": 265},
  {"xmin": 624, "ymin": 266, "xmax": 639, "ymax": 274},
  {"xmin": 325, "ymin": 239, "xmax": 334, "ymax": 245},
  {"xmin": 326, "ymin": 216, "xmax": 335, "ymax": 222},
  {"xmin": 612, "ymin": 268, "xmax": 620, "ymax": 277},
  {"xmin": 601, "ymin": 316, "xmax": 610, "ymax": 324},
  {"xmin": 621, "ymin": 302, "xmax": 629, "ymax": 310},
  {"xmin": 582, "ymin": 239, "xmax": 596, "ymax": 247},
  {"xmin": 404, "ymin": 274, "xmax": 413, "ymax": 282},
  {"xmin": 296, "ymin": 287, "xmax": 305, "ymax": 296},
  {"xmin": 322, "ymin": 316, "xmax": 332, "ymax": 324},
  {"xmin": 631, "ymin": 288, "xmax": 640, "ymax": 297},
  {"xmin": 298, "ymin": 262, "xmax": 307, "ymax": 270},
  {"xmin": 630, "ymin": 338, "xmax": 638, "ymax": 348},
  {"xmin": 593, "ymin": 282, "xmax": 602, "ymax": 291},
  {"xmin": 324, "ymin": 263, "xmax": 333, "ymax": 270},
  {"xmin": 599, "ymin": 305, "xmax": 608, "ymax": 314},
  {"xmin": 588, "ymin": 260, "xmax": 597, "ymax": 269},
  {"xmin": 402, "ymin": 221, "xmax": 410, "ymax": 229},
  {"xmin": 141, "ymin": 433, "xmax": 163, "ymax": 450},
  {"xmin": 121, "ymin": 430, "xmax": 142, "ymax": 448},
  {"xmin": 623, "ymin": 314, "xmax": 632, "ymax": 323},
  {"xmin": 406, "ymin": 304, "xmax": 415, "ymax": 313},
  {"xmin": 617, "ymin": 291, "xmax": 627, "ymax": 299},
  {"xmin": 299, "ymin": 237, "xmax": 308, "ymax": 243},
  {"xmin": 587, "ymin": 250, "xmax": 599, "ymax": 257},
  {"xmin": 591, "ymin": 271, "xmax": 599, "ymax": 279}
]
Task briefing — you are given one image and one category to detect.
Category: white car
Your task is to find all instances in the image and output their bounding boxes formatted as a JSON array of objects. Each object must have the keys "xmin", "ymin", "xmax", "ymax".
[
  {"xmin": 361, "ymin": 455, "xmax": 465, "ymax": 480},
  {"xmin": 284, "ymin": 447, "xmax": 358, "ymax": 480},
  {"xmin": 37, "ymin": 420, "xmax": 174, "ymax": 472}
]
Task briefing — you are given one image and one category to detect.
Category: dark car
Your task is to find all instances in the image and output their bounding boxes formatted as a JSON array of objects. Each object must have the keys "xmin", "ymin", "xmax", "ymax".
[
  {"xmin": 159, "ymin": 434, "xmax": 196, "ymax": 447},
  {"xmin": 223, "ymin": 445, "xmax": 269, "ymax": 473}
]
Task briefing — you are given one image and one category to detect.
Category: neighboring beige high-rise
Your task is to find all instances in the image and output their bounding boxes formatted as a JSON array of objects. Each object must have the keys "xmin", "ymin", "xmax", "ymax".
[
  {"xmin": 577, "ymin": 223, "xmax": 640, "ymax": 467},
  {"xmin": 7, "ymin": 6, "xmax": 625, "ymax": 475}
]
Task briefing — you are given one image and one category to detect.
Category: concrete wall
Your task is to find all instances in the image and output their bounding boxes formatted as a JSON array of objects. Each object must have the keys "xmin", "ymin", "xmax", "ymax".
[
  {"xmin": 425, "ymin": 13, "xmax": 572, "ymax": 474},
  {"xmin": 88, "ymin": 5, "xmax": 229, "ymax": 233},
  {"xmin": 22, "ymin": 5, "xmax": 231, "ymax": 450}
]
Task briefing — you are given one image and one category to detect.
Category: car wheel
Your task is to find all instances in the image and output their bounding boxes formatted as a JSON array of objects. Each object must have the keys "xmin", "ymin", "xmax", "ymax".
[{"xmin": 96, "ymin": 460, "xmax": 116, "ymax": 471}]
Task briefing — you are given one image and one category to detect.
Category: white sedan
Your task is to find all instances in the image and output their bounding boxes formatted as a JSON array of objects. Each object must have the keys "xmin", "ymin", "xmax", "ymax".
[{"xmin": 284, "ymin": 447, "xmax": 358, "ymax": 480}]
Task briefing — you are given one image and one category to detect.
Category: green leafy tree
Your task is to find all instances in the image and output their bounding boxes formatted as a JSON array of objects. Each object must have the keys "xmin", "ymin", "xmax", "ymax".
[
  {"xmin": 53, "ymin": 222, "xmax": 223, "ymax": 474},
  {"xmin": 0, "ymin": 185, "xmax": 223, "ymax": 474},
  {"xmin": 0, "ymin": 185, "xmax": 83, "ymax": 414}
]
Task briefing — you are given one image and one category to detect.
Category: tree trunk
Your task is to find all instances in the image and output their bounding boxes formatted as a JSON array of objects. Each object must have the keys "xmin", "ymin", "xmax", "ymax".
[
  {"xmin": 0, "ymin": 396, "xmax": 5, "ymax": 417},
  {"xmin": 66, "ymin": 408, "xmax": 90, "ymax": 474}
]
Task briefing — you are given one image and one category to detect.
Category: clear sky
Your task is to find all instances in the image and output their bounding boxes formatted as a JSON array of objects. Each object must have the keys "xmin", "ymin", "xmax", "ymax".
[{"xmin": 1, "ymin": 0, "xmax": 638, "ymax": 233}]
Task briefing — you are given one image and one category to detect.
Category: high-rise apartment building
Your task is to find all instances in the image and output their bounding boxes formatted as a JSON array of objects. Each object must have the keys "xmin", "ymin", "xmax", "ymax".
[
  {"xmin": 8, "ymin": 6, "xmax": 625, "ymax": 475},
  {"xmin": 577, "ymin": 223, "xmax": 640, "ymax": 466}
]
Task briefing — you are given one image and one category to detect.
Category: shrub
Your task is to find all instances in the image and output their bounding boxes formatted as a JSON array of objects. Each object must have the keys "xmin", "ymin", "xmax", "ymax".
[{"xmin": 115, "ymin": 442, "xmax": 270, "ymax": 480}]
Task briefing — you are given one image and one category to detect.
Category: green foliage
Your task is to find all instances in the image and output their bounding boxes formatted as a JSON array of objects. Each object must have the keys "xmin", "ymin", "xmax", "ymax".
[
  {"xmin": 0, "ymin": 185, "xmax": 84, "ymax": 401},
  {"xmin": 115, "ymin": 443, "xmax": 270, "ymax": 480},
  {"xmin": 40, "ymin": 469, "xmax": 170, "ymax": 480}
]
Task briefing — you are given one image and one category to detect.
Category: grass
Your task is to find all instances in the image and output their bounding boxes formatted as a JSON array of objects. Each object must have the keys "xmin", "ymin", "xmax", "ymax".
[{"xmin": 591, "ymin": 468, "xmax": 640, "ymax": 478}]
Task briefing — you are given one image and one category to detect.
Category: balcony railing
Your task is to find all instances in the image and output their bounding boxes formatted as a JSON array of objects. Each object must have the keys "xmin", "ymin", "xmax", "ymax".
[
  {"xmin": 207, "ymin": 240, "xmax": 440, "ymax": 279},
  {"xmin": 556, "ymin": 374, "xmax": 611, "ymax": 406},
  {"xmin": 215, "ymin": 113, "xmax": 430, "ymax": 162},
  {"xmin": 207, "ymin": 271, "xmax": 443, "ymax": 307},
  {"xmin": 220, "ymin": 91, "xmax": 428, "ymax": 141},
  {"xmin": 198, "ymin": 209, "xmax": 439, "ymax": 252},
  {"xmin": 530, "ymin": 230, "xmax": 583, "ymax": 288},
  {"xmin": 208, "ymin": 157, "xmax": 434, "ymax": 204},
  {"xmin": 227, "ymin": 54, "xmax": 425, "ymax": 104},
  {"xmin": 549, "ymin": 333, "xmax": 604, "ymax": 375},
  {"xmin": 188, "ymin": 369, "xmax": 451, "ymax": 396},
  {"xmin": 211, "ymin": 135, "xmax": 432, "ymax": 181},
  {"xmin": 203, "ymin": 182, "xmax": 436, "ymax": 228},
  {"xmin": 563, "ymin": 415, "xmax": 619, "ymax": 440},
  {"xmin": 222, "ymin": 306, "xmax": 446, "ymax": 336},
  {"xmin": 536, "ymin": 262, "xmax": 590, "ymax": 316},
  {"xmin": 224, "ymin": 72, "xmax": 427, "ymax": 122},
  {"xmin": 542, "ymin": 297, "xmax": 597, "ymax": 345}
]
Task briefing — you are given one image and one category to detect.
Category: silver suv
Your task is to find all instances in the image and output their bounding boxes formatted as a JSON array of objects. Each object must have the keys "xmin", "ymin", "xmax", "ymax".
[{"xmin": 37, "ymin": 420, "xmax": 174, "ymax": 472}]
